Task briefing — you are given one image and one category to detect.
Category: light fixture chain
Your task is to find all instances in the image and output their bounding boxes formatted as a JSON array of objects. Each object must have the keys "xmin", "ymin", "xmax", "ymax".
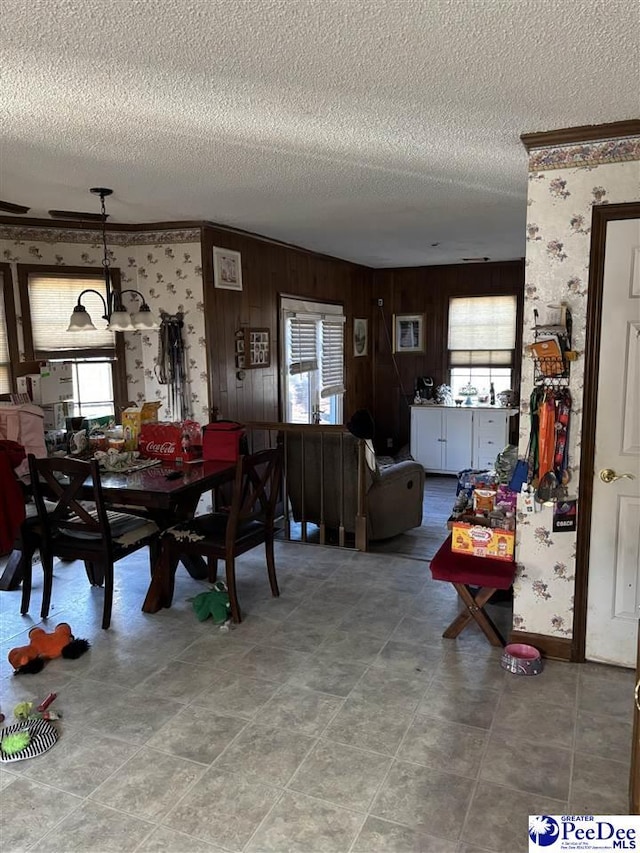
[{"xmin": 99, "ymin": 192, "xmax": 111, "ymax": 271}]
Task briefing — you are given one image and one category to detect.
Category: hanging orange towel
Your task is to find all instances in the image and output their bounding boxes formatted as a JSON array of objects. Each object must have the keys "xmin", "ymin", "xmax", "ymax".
[{"xmin": 537, "ymin": 395, "xmax": 556, "ymax": 479}]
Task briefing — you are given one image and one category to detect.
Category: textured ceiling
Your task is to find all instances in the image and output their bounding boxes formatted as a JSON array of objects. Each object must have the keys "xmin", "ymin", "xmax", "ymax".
[{"xmin": 1, "ymin": 0, "xmax": 638, "ymax": 266}]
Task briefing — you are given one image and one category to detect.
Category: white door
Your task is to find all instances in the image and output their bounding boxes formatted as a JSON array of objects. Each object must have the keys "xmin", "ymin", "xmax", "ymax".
[{"xmin": 586, "ymin": 218, "xmax": 640, "ymax": 667}]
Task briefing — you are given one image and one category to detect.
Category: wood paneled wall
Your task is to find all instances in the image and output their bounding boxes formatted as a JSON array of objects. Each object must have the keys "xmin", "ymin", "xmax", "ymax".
[
  {"xmin": 371, "ymin": 261, "xmax": 524, "ymax": 449},
  {"xmin": 201, "ymin": 228, "xmax": 523, "ymax": 442},
  {"xmin": 201, "ymin": 226, "xmax": 374, "ymax": 424}
]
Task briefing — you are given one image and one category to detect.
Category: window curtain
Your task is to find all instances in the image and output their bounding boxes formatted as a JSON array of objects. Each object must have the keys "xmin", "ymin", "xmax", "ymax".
[
  {"xmin": 28, "ymin": 275, "xmax": 115, "ymax": 352},
  {"xmin": 448, "ymin": 295, "xmax": 516, "ymax": 366}
]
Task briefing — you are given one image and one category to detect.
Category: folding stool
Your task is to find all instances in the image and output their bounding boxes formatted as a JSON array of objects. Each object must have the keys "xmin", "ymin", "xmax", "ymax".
[{"xmin": 430, "ymin": 534, "xmax": 515, "ymax": 647}]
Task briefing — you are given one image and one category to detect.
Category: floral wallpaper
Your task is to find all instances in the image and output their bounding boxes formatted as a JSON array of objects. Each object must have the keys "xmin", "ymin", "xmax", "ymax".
[
  {"xmin": 513, "ymin": 136, "xmax": 640, "ymax": 639},
  {"xmin": 0, "ymin": 226, "xmax": 208, "ymax": 423}
]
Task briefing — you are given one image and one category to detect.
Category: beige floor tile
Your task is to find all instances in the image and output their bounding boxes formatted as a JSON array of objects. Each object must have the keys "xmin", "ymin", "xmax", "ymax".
[
  {"xmin": 289, "ymin": 739, "xmax": 392, "ymax": 811},
  {"xmin": 245, "ymin": 790, "xmax": 364, "ymax": 853},
  {"xmin": 162, "ymin": 767, "xmax": 280, "ymax": 850},
  {"xmin": 89, "ymin": 746, "xmax": 205, "ymax": 821},
  {"xmin": 212, "ymin": 721, "xmax": 316, "ymax": 786}
]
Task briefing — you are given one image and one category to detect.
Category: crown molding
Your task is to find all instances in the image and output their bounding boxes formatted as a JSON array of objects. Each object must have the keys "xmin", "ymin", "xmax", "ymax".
[{"xmin": 520, "ymin": 119, "xmax": 640, "ymax": 151}]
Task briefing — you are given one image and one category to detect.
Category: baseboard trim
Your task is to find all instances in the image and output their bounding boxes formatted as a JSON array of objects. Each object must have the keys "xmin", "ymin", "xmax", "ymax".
[{"xmin": 509, "ymin": 630, "xmax": 573, "ymax": 662}]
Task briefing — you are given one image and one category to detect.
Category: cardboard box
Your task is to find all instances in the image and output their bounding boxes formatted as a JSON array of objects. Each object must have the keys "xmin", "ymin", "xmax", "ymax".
[
  {"xmin": 138, "ymin": 421, "xmax": 202, "ymax": 462},
  {"xmin": 451, "ymin": 522, "xmax": 515, "ymax": 562},
  {"xmin": 122, "ymin": 401, "xmax": 162, "ymax": 450},
  {"xmin": 42, "ymin": 402, "xmax": 68, "ymax": 431},
  {"xmin": 17, "ymin": 362, "xmax": 73, "ymax": 405}
]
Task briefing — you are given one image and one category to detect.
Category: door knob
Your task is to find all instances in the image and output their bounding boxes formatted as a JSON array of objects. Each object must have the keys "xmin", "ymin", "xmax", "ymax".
[
  {"xmin": 599, "ymin": 468, "xmax": 636, "ymax": 484},
  {"xmin": 636, "ymin": 679, "xmax": 640, "ymax": 713}
]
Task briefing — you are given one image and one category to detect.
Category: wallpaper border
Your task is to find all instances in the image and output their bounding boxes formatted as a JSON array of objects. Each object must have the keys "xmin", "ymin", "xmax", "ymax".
[
  {"xmin": 528, "ymin": 136, "xmax": 640, "ymax": 171},
  {"xmin": 0, "ymin": 226, "xmax": 201, "ymax": 245}
]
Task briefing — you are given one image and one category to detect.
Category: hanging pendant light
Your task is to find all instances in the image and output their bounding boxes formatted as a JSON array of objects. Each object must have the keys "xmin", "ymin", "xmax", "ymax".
[{"xmin": 67, "ymin": 188, "xmax": 160, "ymax": 333}]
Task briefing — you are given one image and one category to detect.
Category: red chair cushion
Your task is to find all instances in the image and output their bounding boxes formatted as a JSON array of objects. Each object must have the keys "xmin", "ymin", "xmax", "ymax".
[{"xmin": 430, "ymin": 535, "xmax": 515, "ymax": 590}]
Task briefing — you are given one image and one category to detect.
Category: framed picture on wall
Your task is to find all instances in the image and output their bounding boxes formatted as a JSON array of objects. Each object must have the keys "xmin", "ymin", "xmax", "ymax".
[
  {"xmin": 353, "ymin": 318, "xmax": 368, "ymax": 357},
  {"xmin": 213, "ymin": 247, "xmax": 243, "ymax": 291},
  {"xmin": 393, "ymin": 313, "xmax": 425, "ymax": 353},
  {"xmin": 244, "ymin": 327, "xmax": 271, "ymax": 368}
]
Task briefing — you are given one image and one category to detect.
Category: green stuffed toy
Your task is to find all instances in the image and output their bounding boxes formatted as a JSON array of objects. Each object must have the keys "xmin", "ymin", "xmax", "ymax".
[{"xmin": 191, "ymin": 582, "xmax": 231, "ymax": 624}]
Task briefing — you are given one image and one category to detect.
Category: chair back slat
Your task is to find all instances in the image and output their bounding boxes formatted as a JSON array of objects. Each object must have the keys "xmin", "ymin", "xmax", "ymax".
[
  {"xmin": 28, "ymin": 454, "xmax": 110, "ymax": 539},
  {"xmin": 224, "ymin": 448, "xmax": 282, "ymax": 546}
]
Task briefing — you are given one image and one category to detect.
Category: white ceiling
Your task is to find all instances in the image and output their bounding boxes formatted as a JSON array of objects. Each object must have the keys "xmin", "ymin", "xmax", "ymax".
[{"xmin": 1, "ymin": 0, "xmax": 638, "ymax": 267}]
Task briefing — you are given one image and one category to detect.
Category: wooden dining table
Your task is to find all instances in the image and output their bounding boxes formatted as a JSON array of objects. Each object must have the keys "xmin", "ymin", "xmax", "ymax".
[
  {"xmin": 98, "ymin": 457, "xmax": 236, "ymax": 581},
  {"xmin": 0, "ymin": 457, "xmax": 236, "ymax": 592},
  {"xmin": 97, "ymin": 458, "xmax": 235, "ymax": 529}
]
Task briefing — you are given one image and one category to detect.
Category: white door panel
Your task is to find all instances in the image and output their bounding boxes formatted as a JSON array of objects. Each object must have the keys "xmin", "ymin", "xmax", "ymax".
[{"xmin": 587, "ymin": 218, "xmax": 640, "ymax": 667}]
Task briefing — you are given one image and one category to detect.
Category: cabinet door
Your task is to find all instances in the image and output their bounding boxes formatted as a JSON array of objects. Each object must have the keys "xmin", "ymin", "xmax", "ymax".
[
  {"xmin": 442, "ymin": 409, "xmax": 473, "ymax": 473},
  {"xmin": 410, "ymin": 408, "xmax": 443, "ymax": 470}
]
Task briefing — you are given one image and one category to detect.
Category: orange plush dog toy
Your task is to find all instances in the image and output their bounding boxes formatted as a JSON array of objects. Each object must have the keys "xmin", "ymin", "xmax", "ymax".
[{"xmin": 9, "ymin": 623, "xmax": 90, "ymax": 675}]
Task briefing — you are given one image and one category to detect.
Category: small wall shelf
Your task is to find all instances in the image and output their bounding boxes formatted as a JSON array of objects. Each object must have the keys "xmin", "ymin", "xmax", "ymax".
[{"xmin": 528, "ymin": 305, "xmax": 577, "ymax": 387}]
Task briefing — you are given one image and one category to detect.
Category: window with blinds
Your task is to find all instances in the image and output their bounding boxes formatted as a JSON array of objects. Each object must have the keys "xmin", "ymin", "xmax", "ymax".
[
  {"xmin": 0, "ymin": 274, "xmax": 10, "ymax": 394},
  {"xmin": 448, "ymin": 295, "xmax": 517, "ymax": 366},
  {"xmin": 17, "ymin": 266, "xmax": 127, "ymax": 418},
  {"xmin": 27, "ymin": 275, "xmax": 115, "ymax": 354},
  {"xmin": 320, "ymin": 317, "xmax": 345, "ymax": 398},
  {"xmin": 285, "ymin": 311, "xmax": 345, "ymax": 396},
  {"xmin": 288, "ymin": 317, "xmax": 318, "ymax": 375}
]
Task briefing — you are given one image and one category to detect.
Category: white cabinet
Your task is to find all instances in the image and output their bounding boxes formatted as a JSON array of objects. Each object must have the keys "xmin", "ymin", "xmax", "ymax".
[
  {"xmin": 410, "ymin": 406, "xmax": 517, "ymax": 474},
  {"xmin": 410, "ymin": 407, "xmax": 473, "ymax": 474}
]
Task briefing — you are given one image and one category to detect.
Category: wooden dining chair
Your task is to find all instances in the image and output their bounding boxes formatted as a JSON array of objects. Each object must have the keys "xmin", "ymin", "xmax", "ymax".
[
  {"xmin": 150, "ymin": 447, "xmax": 282, "ymax": 622},
  {"xmin": 25, "ymin": 454, "xmax": 160, "ymax": 629}
]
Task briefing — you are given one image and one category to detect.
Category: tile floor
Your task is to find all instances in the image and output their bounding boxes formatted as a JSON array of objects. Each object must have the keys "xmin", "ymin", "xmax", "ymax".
[{"xmin": 0, "ymin": 541, "xmax": 633, "ymax": 853}]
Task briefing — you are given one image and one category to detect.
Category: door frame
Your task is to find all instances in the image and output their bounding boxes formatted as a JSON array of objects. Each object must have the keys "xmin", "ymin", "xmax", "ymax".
[{"xmin": 573, "ymin": 201, "xmax": 640, "ymax": 661}]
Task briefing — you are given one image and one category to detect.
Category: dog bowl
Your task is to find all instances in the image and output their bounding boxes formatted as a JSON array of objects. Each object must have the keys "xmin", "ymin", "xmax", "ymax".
[{"xmin": 500, "ymin": 643, "xmax": 543, "ymax": 676}]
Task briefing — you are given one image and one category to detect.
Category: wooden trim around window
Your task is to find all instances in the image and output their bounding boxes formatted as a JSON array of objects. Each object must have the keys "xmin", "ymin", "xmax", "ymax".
[
  {"xmin": 0, "ymin": 263, "xmax": 19, "ymax": 390},
  {"xmin": 572, "ymin": 201, "xmax": 640, "ymax": 663},
  {"xmin": 520, "ymin": 120, "xmax": 640, "ymax": 151},
  {"xmin": 16, "ymin": 264, "xmax": 129, "ymax": 416}
]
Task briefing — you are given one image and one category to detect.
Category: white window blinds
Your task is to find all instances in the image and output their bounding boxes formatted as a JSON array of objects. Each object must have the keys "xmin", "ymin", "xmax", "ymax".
[
  {"xmin": 0, "ymin": 275, "xmax": 10, "ymax": 394},
  {"xmin": 28, "ymin": 275, "xmax": 115, "ymax": 352},
  {"xmin": 288, "ymin": 316, "xmax": 318, "ymax": 374},
  {"xmin": 285, "ymin": 307, "xmax": 345, "ymax": 397},
  {"xmin": 320, "ymin": 317, "xmax": 345, "ymax": 398},
  {"xmin": 448, "ymin": 295, "xmax": 517, "ymax": 366}
]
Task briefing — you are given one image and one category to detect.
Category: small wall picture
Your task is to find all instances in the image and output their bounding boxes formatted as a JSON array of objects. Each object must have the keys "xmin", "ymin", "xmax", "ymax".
[
  {"xmin": 244, "ymin": 327, "xmax": 271, "ymax": 368},
  {"xmin": 213, "ymin": 247, "xmax": 242, "ymax": 290},
  {"xmin": 353, "ymin": 318, "xmax": 368, "ymax": 357},
  {"xmin": 393, "ymin": 313, "xmax": 425, "ymax": 353}
]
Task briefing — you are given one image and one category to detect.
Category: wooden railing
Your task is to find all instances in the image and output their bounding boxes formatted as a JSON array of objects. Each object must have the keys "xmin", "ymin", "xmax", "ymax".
[{"xmin": 243, "ymin": 422, "xmax": 369, "ymax": 551}]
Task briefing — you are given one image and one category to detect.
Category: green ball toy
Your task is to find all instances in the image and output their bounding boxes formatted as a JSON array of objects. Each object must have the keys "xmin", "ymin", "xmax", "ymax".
[{"xmin": 1, "ymin": 731, "xmax": 31, "ymax": 756}]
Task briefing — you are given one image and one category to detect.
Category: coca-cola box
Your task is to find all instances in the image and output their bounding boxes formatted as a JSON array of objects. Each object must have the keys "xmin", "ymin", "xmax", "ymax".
[{"xmin": 138, "ymin": 420, "xmax": 202, "ymax": 462}]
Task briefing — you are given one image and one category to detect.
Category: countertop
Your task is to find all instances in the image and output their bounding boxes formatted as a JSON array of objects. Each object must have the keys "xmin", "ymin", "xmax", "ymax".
[{"xmin": 410, "ymin": 404, "xmax": 518, "ymax": 412}]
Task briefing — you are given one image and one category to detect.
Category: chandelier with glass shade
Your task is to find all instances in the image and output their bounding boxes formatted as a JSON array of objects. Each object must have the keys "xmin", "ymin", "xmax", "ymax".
[{"xmin": 67, "ymin": 188, "xmax": 159, "ymax": 333}]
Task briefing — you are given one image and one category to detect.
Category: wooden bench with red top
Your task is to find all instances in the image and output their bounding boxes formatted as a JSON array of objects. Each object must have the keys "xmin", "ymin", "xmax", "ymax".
[{"xmin": 430, "ymin": 533, "xmax": 516, "ymax": 647}]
